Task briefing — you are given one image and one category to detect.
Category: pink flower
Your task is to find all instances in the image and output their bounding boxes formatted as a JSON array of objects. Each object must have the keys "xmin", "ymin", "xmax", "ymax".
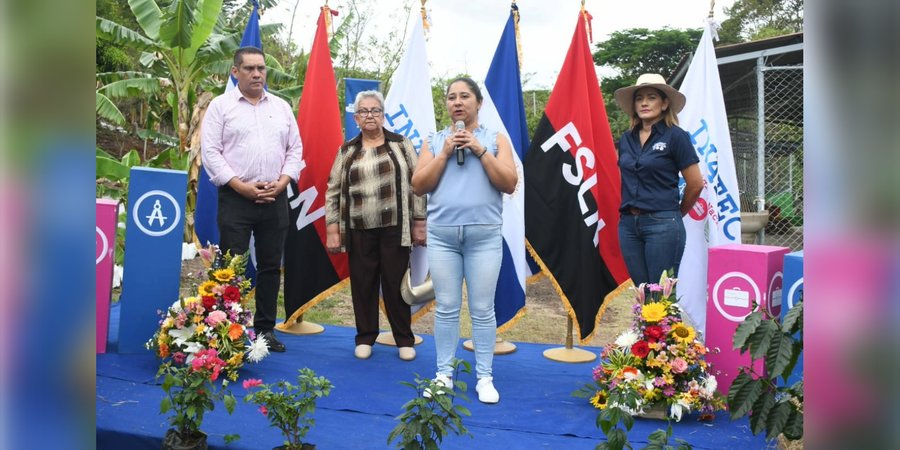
[
  {"xmin": 243, "ymin": 378, "xmax": 263, "ymax": 390},
  {"xmin": 648, "ymin": 283, "xmax": 662, "ymax": 292},
  {"xmin": 662, "ymin": 278, "xmax": 676, "ymax": 298},
  {"xmin": 671, "ymin": 357, "xmax": 688, "ymax": 374},
  {"xmin": 258, "ymin": 405, "xmax": 268, "ymax": 416},
  {"xmin": 663, "ymin": 386, "xmax": 676, "ymax": 397},
  {"xmin": 635, "ymin": 284, "xmax": 646, "ymax": 304},
  {"xmin": 173, "ymin": 352, "xmax": 186, "ymax": 364},
  {"xmin": 205, "ymin": 310, "xmax": 228, "ymax": 327}
]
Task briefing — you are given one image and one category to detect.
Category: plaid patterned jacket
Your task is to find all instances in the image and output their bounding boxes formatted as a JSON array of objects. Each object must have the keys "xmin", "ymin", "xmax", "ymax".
[{"xmin": 325, "ymin": 129, "xmax": 426, "ymax": 252}]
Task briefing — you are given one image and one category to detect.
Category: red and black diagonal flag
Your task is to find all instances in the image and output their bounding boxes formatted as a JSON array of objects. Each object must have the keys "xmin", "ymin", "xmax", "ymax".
[
  {"xmin": 281, "ymin": 5, "xmax": 349, "ymax": 329},
  {"xmin": 524, "ymin": 10, "xmax": 629, "ymax": 343}
]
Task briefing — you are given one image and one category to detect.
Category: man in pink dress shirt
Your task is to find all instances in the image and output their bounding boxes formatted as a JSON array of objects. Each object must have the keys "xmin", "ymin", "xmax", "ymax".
[{"xmin": 201, "ymin": 47, "xmax": 303, "ymax": 352}]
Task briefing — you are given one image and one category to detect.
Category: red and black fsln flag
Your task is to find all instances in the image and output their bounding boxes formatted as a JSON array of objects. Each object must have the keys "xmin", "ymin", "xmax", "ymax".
[
  {"xmin": 282, "ymin": 6, "xmax": 349, "ymax": 322},
  {"xmin": 524, "ymin": 11, "xmax": 629, "ymax": 342}
]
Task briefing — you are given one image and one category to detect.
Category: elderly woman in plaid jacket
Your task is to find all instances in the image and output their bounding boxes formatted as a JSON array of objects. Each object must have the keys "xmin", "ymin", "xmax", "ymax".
[{"xmin": 325, "ymin": 90, "xmax": 426, "ymax": 361}]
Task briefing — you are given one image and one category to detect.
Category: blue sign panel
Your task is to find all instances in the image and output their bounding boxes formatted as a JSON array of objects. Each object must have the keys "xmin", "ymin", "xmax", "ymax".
[
  {"xmin": 344, "ymin": 78, "xmax": 382, "ymax": 140},
  {"xmin": 117, "ymin": 167, "xmax": 187, "ymax": 353},
  {"xmin": 779, "ymin": 250, "xmax": 803, "ymax": 387}
]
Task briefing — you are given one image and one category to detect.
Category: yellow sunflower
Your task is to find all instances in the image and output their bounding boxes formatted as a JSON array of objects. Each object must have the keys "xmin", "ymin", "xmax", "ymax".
[
  {"xmin": 670, "ymin": 323, "xmax": 696, "ymax": 344},
  {"xmin": 213, "ymin": 268, "xmax": 235, "ymax": 282},
  {"xmin": 199, "ymin": 281, "xmax": 218, "ymax": 297},
  {"xmin": 641, "ymin": 302, "xmax": 668, "ymax": 323},
  {"xmin": 590, "ymin": 391, "xmax": 608, "ymax": 409}
]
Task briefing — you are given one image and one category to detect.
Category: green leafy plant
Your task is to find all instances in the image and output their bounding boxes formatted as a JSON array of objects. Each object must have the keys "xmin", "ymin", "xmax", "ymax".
[
  {"xmin": 158, "ymin": 360, "xmax": 239, "ymax": 448},
  {"xmin": 729, "ymin": 300, "xmax": 803, "ymax": 441},
  {"xmin": 243, "ymin": 368, "xmax": 334, "ymax": 450},
  {"xmin": 388, "ymin": 358, "xmax": 473, "ymax": 449}
]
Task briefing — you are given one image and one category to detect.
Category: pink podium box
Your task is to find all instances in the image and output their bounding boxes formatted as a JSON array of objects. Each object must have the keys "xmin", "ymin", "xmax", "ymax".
[
  {"xmin": 707, "ymin": 243, "xmax": 789, "ymax": 394},
  {"xmin": 96, "ymin": 199, "xmax": 119, "ymax": 353}
]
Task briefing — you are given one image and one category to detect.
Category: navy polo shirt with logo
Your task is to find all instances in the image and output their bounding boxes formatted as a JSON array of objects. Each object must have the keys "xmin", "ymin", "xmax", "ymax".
[{"xmin": 617, "ymin": 121, "xmax": 699, "ymax": 213}]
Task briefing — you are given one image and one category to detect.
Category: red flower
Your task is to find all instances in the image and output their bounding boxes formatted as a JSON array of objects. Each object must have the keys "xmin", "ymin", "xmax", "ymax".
[
  {"xmin": 258, "ymin": 405, "xmax": 268, "ymax": 416},
  {"xmin": 202, "ymin": 296, "xmax": 217, "ymax": 310},
  {"xmin": 631, "ymin": 340, "xmax": 650, "ymax": 358},
  {"xmin": 223, "ymin": 285, "xmax": 241, "ymax": 304},
  {"xmin": 644, "ymin": 325, "xmax": 664, "ymax": 342}
]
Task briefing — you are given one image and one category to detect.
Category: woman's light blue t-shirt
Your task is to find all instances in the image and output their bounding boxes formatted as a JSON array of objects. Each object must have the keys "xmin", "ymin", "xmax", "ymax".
[{"xmin": 426, "ymin": 125, "xmax": 502, "ymax": 226}]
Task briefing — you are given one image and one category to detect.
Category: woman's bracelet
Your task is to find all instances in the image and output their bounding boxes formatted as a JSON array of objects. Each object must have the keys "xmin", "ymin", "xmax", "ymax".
[{"xmin": 475, "ymin": 149, "xmax": 486, "ymax": 159}]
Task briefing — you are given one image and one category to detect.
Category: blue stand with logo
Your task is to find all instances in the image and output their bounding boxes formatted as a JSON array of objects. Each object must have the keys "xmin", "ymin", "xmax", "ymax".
[
  {"xmin": 780, "ymin": 250, "xmax": 804, "ymax": 387},
  {"xmin": 117, "ymin": 167, "xmax": 187, "ymax": 353}
]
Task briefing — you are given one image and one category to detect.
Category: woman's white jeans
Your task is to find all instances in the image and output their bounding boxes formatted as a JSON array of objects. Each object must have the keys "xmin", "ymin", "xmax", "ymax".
[{"xmin": 427, "ymin": 224, "xmax": 502, "ymax": 378}]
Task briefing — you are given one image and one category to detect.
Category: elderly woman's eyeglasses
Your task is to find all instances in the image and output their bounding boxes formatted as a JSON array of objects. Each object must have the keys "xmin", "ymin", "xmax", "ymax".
[{"xmin": 355, "ymin": 108, "xmax": 383, "ymax": 117}]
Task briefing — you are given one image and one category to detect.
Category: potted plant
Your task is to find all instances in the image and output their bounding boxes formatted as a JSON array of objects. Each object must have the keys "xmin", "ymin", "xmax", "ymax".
[
  {"xmin": 388, "ymin": 358, "xmax": 473, "ymax": 449},
  {"xmin": 243, "ymin": 368, "xmax": 334, "ymax": 449},
  {"xmin": 158, "ymin": 359, "xmax": 238, "ymax": 449}
]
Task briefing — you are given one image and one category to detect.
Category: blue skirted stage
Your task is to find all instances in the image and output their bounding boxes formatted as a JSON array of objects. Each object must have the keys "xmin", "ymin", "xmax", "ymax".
[{"xmin": 97, "ymin": 305, "xmax": 767, "ymax": 449}]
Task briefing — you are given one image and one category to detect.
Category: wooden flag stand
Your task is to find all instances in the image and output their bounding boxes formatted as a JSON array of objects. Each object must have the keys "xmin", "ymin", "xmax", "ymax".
[
  {"xmin": 275, "ymin": 314, "xmax": 325, "ymax": 335},
  {"xmin": 376, "ymin": 332, "xmax": 424, "ymax": 346},
  {"xmin": 462, "ymin": 338, "xmax": 517, "ymax": 355},
  {"xmin": 542, "ymin": 317, "xmax": 596, "ymax": 363}
]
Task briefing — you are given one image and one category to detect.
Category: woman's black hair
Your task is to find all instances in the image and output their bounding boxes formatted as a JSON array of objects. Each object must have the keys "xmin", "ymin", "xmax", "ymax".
[{"xmin": 446, "ymin": 76, "xmax": 483, "ymax": 103}]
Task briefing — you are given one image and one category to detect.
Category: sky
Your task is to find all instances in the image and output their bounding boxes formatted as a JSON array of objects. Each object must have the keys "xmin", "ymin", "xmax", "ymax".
[{"xmin": 260, "ymin": 0, "xmax": 736, "ymax": 89}]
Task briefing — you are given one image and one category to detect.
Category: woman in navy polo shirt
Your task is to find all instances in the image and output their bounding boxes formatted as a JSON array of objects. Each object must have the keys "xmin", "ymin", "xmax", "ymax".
[{"xmin": 613, "ymin": 74, "xmax": 703, "ymax": 286}]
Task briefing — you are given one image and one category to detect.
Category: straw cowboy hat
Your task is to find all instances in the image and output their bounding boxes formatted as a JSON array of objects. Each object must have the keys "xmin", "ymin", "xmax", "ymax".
[{"xmin": 613, "ymin": 73, "xmax": 687, "ymax": 118}]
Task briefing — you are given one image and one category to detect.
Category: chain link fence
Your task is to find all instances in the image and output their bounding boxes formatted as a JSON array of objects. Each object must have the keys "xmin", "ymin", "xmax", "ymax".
[{"xmin": 726, "ymin": 61, "xmax": 803, "ymax": 251}]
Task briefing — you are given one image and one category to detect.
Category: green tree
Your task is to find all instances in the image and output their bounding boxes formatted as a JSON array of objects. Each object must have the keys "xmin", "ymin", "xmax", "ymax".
[
  {"xmin": 718, "ymin": 0, "xmax": 804, "ymax": 45},
  {"xmin": 593, "ymin": 27, "xmax": 702, "ymax": 138}
]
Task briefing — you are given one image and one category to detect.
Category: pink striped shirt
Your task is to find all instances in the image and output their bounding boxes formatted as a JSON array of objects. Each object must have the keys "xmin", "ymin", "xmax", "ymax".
[{"xmin": 201, "ymin": 87, "xmax": 304, "ymax": 187}]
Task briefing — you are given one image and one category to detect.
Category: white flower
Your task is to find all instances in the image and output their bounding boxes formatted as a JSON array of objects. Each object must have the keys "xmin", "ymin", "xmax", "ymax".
[
  {"xmin": 182, "ymin": 342, "xmax": 203, "ymax": 355},
  {"xmin": 246, "ymin": 336, "xmax": 270, "ymax": 363},
  {"xmin": 703, "ymin": 375, "xmax": 718, "ymax": 394},
  {"xmin": 670, "ymin": 403, "xmax": 685, "ymax": 422},
  {"xmin": 614, "ymin": 329, "xmax": 640, "ymax": 348},
  {"xmin": 168, "ymin": 324, "xmax": 196, "ymax": 346}
]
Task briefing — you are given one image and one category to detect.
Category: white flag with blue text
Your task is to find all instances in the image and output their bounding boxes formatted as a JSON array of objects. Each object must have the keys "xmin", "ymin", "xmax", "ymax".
[
  {"xmin": 677, "ymin": 19, "xmax": 742, "ymax": 336},
  {"xmin": 480, "ymin": 11, "xmax": 528, "ymax": 329},
  {"xmin": 383, "ymin": 13, "xmax": 436, "ymax": 315}
]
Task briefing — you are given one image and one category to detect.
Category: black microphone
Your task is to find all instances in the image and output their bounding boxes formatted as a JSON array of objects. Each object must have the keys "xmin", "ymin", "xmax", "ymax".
[{"xmin": 454, "ymin": 120, "xmax": 465, "ymax": 165}]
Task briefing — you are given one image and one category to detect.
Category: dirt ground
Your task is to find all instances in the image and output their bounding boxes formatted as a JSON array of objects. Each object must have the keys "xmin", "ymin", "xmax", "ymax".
[{"xmin": 180, "ymin": 257, "xmax": 635, "ymax": 348}]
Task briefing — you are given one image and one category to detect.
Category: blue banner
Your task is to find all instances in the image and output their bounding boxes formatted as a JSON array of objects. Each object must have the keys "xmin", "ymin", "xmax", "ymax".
[
  {"xmin": 118, "ymin": 167, "xmax": 187, "ymax": 353},
  {"xmin": 344, "ymin": 78, "xmax": 381, "ymax": 140}
]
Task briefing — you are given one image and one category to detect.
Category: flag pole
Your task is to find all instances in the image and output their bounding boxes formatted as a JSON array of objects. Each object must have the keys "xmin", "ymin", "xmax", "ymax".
[{"xmin": 542, "ymin": 317, "xmax": 596, "ymax": 362}]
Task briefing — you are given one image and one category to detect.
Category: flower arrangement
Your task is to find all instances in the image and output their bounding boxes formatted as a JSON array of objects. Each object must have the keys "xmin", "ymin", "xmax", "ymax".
[
  {"xmin": 147, "ymin": 246, "xmax": 269, "ymax": 381},
  {"xmin": 148, "ymin": 246, "xmax": 269, "ymax": 448},
  {"xmin": 580, "ymin": 273, "xmax": 724, "ymax": 422},
  {"xmin": 243, "ymin": 368, "xmax": 334, "ymax": 450}
]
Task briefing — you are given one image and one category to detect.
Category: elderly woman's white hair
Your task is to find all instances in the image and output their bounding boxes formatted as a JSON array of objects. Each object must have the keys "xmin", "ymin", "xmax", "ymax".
[{"xmin": 353, "ymin": 90, "xmax": 385, "ymax": 112}]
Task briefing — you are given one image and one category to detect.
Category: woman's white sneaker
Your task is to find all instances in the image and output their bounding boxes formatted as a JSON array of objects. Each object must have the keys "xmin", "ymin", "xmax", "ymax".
[
  {"xmin": 476, "ymin": 377, "xmax": 499, "ymax": 404},
  {"xmin": 423, "ymin": 374, "xmax": 453, "ymax": 398}
]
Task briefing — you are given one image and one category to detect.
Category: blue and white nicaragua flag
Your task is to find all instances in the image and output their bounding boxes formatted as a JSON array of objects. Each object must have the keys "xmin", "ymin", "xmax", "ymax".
[
  {"xmin": 480, "ymin": 10, "xmax": 528, "ymax": 330},
  {"xmin": 383, "ymin": 13, "xmax": 436, "ymax": 317},
  {"xmin": 677, "ymin": 18, "xmax": 742, "ymax": 336}
]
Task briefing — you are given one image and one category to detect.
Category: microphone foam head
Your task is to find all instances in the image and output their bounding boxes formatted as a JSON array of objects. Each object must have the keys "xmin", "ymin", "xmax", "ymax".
[{"xmin": 455, "ymin": 120, "xmax": 465, "ymax": 131}]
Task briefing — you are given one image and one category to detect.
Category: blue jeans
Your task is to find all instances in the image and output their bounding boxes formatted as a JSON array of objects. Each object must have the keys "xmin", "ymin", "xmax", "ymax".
[
  {"xmin": 618, "ymin": 210, "xmax": 686, "ymax": 286},
  {"xmin": 427, "ymin": 224, "xmax": 503, "ymax": 378}
]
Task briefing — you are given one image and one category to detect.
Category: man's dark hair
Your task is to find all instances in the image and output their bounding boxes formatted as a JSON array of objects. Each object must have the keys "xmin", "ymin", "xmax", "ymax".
[{"xmin": 233, "ymin": 46, "xmax": 265, "ymax": 67}]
